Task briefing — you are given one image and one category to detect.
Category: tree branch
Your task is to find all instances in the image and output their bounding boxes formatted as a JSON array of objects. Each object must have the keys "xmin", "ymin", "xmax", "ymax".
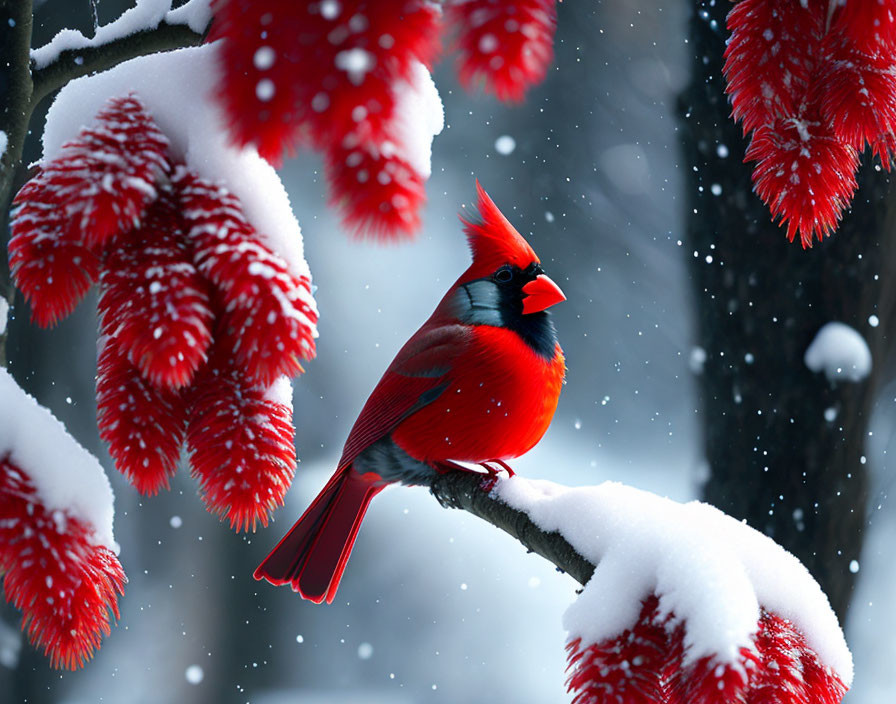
[
  {"xmin": 0, "ymin": 1, "xmax": 33, "ymax": 192},
  {"xmin": 0, "ymin": 0, "xmax": 34, "ymax": 368},
  {"xmin": 426, "ymin": 471, "xmax": 596, "ymax": 587},
  {"xmin": 30, "ymin": 20, "xmax": 207, "ymax": 107}
]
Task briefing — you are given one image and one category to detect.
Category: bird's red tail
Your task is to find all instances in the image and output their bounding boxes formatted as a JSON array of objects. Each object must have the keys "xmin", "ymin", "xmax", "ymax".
[{"xmin": 253, "ymin": 467, "xmax": 383, "ymax": 604}]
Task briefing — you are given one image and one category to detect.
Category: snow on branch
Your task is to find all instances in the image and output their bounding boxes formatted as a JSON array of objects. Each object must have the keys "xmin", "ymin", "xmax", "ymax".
[
  {"xmin": 31, "ymin": 0, "xmax": 209, "ymax": 70},
  {"xmin": 428, "ymin": 471, "xmax": 852, "ymax": 703},
  {"xmin": 0, "ymin": 369, "xmax": 125, "ymax": 669},
  {"xmin": 29, "ymin": 0, "xmax": 210, "ymax": 105}
]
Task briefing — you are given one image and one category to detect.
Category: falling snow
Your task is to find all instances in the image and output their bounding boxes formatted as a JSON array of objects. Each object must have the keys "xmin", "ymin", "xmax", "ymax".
[
  {"xmin": 185, "ymin": 664, "xmax": 204, "ymax": 684},
  {"xmin": 495, "ymin": 134, "xmax": 516, "ymax": 155},
  {"xmin": 689, "ymin": 346, "xmax": 707, "ymax": 374}
]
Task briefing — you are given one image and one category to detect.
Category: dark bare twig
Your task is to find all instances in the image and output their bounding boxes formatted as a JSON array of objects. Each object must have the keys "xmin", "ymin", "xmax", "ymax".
[
  {"xmin": 0, "ymin": 0, "xmax": 34, "ymax": 368},
  {"xmin": 426, "ymin": 470, "xmax": 595, "ymax": 586}
]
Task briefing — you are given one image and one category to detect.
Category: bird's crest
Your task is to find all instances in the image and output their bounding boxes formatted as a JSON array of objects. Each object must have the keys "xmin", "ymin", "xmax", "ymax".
[{"xmin": 460, "ymin": 181, "xmax": 538, "ymax": 278}]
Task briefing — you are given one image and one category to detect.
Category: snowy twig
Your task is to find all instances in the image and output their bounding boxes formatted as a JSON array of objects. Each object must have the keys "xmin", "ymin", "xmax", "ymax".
[
  {"xmin": 30, "ymin": 20, "xmax": 207, "ymax": 106},
  {"xmin": 430, "ymin": 472, "xmax": 854, "ymax": 698},
  {"xmin": 426, "ymin": 470, "xmax": 595, "ymax": 586}
]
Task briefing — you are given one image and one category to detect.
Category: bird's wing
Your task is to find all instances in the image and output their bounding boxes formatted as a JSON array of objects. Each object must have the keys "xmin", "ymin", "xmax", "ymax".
[{"xmin": 338, "ymin": 323, "xmax": 471, "ymax": 468}]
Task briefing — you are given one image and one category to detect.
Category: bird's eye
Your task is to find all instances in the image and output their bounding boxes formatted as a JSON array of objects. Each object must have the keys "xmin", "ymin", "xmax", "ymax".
[{"xmin": 494, "ymin": 266, "xmax": 514, "ymax": 283}]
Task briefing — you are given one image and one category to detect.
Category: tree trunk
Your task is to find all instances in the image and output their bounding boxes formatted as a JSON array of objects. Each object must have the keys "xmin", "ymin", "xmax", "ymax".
[{"xmin": 679, "ymin": 1, "xmax": 896, "ymax": 621}]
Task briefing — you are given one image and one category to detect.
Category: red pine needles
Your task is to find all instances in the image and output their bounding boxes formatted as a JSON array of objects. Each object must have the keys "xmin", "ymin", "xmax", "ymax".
[
  {"xmin": 10, "ymin": 94, "xmax": 317, "ymax": 530},
  {"xmin": 209, "ymin": 0, "xmax": 440, "ymax": 237},
  {"xmin": 98, "ymin": 192, "xmax": 214, "ymax": 389},
  {"xmin": 209, "ymin": 0, "xmax": 440, "ymax": 160},
  {"xmin": 96, "ymin": 341, "xmax": 187, "ymax": 495},
  {"xmin": 446, "ymin": 0, "xmax": 558, "ymax": 102},
  {"xmin": 566, "ymin": 596, "xmax": 847, "ymax": 704},
  {"xmin": 724, "ymin": 0, "xmax": 896, "ymax": 247},
  {"xmin": 325, "ymin": 140, "xmax": 427, "ymax": 236},
  {"xmin": 0, "ymin": 458, "xmax": 126, "ymax": 670},
  {"xmin": 175, "ymin": 169, "xmax": 316, "ymax": 386},
  {"xmin": 187, "ymin": 365, "xmax": 296, "ymax": 532},
  {"xmin": 8, "ymin": 91, "xmax": 167, "ymax": 326}
]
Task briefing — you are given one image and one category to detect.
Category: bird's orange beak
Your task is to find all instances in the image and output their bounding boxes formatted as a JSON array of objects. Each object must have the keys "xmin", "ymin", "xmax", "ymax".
[{"xmin": 521, "ymin": 274, "xmax": 566, "ymax": 315}]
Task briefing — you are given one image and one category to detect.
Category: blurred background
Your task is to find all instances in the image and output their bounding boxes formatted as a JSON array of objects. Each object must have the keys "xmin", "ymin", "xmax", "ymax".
[{"xmin": 3, "ymin": 0, "xmax": 894, "ymax": 702}]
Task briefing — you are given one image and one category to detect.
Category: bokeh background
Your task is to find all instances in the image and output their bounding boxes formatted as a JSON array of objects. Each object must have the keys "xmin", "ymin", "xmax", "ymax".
[{"xmin": 3, "ymin": 1, "xmax": 894, "ymax": 702}]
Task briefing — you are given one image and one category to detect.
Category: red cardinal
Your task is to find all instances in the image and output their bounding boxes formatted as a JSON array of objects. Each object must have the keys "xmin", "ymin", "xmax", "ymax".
[{"xmin": 254, "ymin": 182, "xmax": 566, "ymax": 603}]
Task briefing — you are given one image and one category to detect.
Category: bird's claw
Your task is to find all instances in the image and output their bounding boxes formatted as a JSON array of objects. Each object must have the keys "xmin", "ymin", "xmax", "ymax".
[{"xmin": 479, "ymin": 459, "xmax": 516, "ymax": 478}]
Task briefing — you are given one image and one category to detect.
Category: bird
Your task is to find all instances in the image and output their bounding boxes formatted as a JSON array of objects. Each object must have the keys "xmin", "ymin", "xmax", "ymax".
[{"xmin": 254, "ymin": 181, "xmax": 566, "ymax": 604}]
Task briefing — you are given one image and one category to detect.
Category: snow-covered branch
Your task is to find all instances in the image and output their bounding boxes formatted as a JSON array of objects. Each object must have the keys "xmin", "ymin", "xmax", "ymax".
[
  {"xmin": 428, "ymin": 472, "xmax": 852, "ymax": 702},
  {"xmin": 428, "ymin": 469, "xmax": 595, "ymax": 586},
  {"xmin": 30, "ymin": 2, "xmax": 210, "ymax": 106}
]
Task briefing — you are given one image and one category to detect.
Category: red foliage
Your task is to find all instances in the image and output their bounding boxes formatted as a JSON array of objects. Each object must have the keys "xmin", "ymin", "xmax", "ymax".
[
  {"xmin": 174, "ymin": 169, "xmax": 317, "ymax": 386},
  {"xmin": 565, "ymin": 597, "xmax": 848, "ymax": 704},
  {"xmin": 9, "ymin": 94, "xmax": 169, "ymax": 324},
  {"xmin": 872, "ymin": 131, "xmax": 896, "ymax": 170},
  {"xmin": 208, "ymin": 0, "xmax": 440, "ymax": 236},
  {"xmin": 186, "ymin": 357, "xmax": 296, "ymax": 532},
  {"xmin": 745, "ymin": 117, "xmax": 859, "ymax": 247},
  {"xmin": 819, "ymin": 36, "xmax": 896, "ymax": 146},
  {"xmin": 96, "ymin": 341, "xmax": 187, "ymax": 495},
  {"xmin": 209, "ymin": 0, "xmax": 440, "ymax": 162},
  {"xmin": 446, "ymin": 0, "xmax": 558, "ymax": 102},
  {"xmin": 565, "ymin": 596, "xmax": 676, "ymax": 704},
  {"xmin": 9, "ymin": 176, "xmax": 100, "ymax": 327},
  {"xmin": 747, "ymin": 611, "xmax": 846, "ymax": 704},
  {"xmin": 724, "ymin": 0, "xmax": 896, "ymax": 246},
  {"xmin": 208, "ymin": 0, "xmax": 562, "ymax": 237},
  {"xmin": 98, "ymin": 190, "xmax": 213, "ymax": 388},
  {"xmin": 17, "ymin": 94, "xmax": 168, "ymax": 249},
  {"xmin": 10, "ymin": 97, "xmax": 312, "ymax": 533},
  {"xmin": 671, "ymin": 651, "xmax": 760, "ymax": 704},
  {"xmin": 325, "ymin": 139, "xmax": 426, "ymax": 237},
  {"xmin": 832, "ymin": 0, "xmax": 896, "ymax": 55},
  {"xmin": 0, "ymin": 457, "xmax": 126, "ymax": 669},
  {"xmin": 724, "ymin": 0, "xmax": 824, "ymax": 135}
]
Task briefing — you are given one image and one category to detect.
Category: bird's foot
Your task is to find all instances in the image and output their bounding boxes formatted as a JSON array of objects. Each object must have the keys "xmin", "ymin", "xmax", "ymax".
[
  {"xmin": 479, "ymin": 459, "xmax": 516, "ymax": 478},
  {"xmin": 478, "ymin": 462, "xmax": 498, "ymax": 476}
]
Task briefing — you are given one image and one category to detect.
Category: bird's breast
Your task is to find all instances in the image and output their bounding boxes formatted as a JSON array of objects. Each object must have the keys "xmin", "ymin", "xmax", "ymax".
[{"xmin": 391, "ymin": 326, "xmax": 565, "ymax": 463}]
